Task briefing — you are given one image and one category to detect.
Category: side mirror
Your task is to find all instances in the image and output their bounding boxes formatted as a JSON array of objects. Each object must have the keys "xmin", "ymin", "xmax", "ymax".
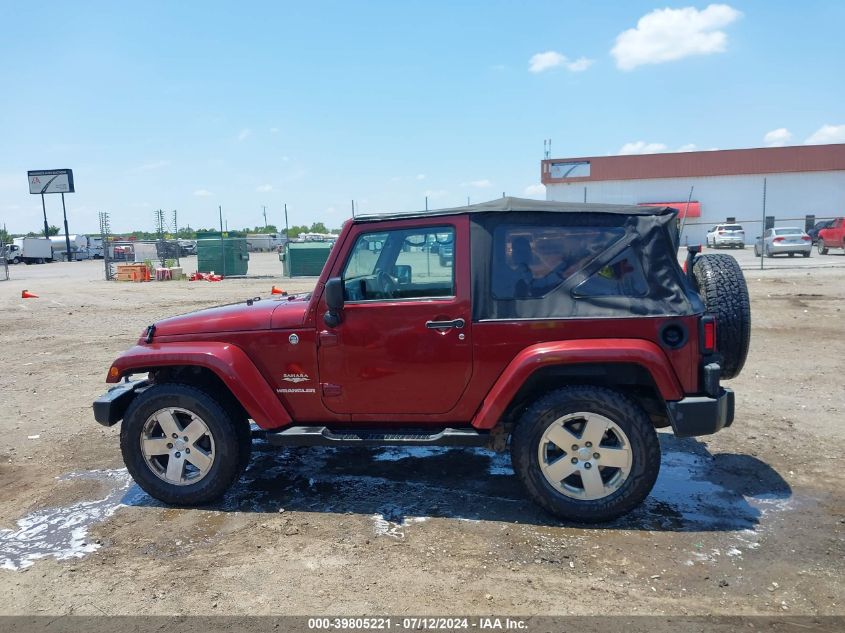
[
  {"xmin": 393, "ymin": 264, "xmax": 412, "ymax": 285},
  {"xmin": 323, "ymin": 277, "xmax": 344, "ymax": 327}
]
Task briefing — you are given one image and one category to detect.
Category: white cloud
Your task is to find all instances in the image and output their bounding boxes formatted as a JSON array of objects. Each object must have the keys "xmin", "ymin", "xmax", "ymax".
[
  {"xmin": 611, "ymin": 4, "xmax": 742, "ymax": 71},
  {"xmin": 805, "ymin": 124, "xmax": 845, "ymax": 145},
  {"xmin": 193, "ymin": 189, "xmax": 213, "ymax": 197},
  {"xmin": 461, "ymin": 179, "xmax": 493, "ymax": 188},
  {"xmin": 763, "ymin": 128, "xmax": 792, "ymax": 147},
  {"xmin": 523, "ymin": 184, "xmax": 546, "ymax": 198},
  {"xmin": 529, "ymin": 51, "xmax": 594, "ymax": 73},
  {"xmin": 618, "ymin": 141, "xmax": 708, "ymax": 155},
  {"xmin": 130, "ymin": 160, "xmax": 171, "ymax": 172},
  {"xmin": 618, "ymin": 141, "xmax": 669, "ymax": 155},
  {"xmin": 566, "ymin": 57, "xmax": 594, "ymax": 72},
  {"xmin": 269, "ymin": 127, "xmax": 280, "ymax": 134},
  {"xmin": 256, "ymin": 184, "xmax": 273, "ymax": 192},
  {"xmin": 416, "ymin": 174, "xmax": 426, "ymax": 180},
  {"xmin": 237, "ymin": 128, "xmax": 252, "ymax": 142}
]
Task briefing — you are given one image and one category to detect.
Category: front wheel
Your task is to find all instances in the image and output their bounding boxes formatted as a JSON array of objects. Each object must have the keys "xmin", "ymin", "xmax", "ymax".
[
  {"xmin": 511, "ymin": 386, "xmax": 660, "ymax": 523},
  {"xmin": 120, "ymin": 383, "xmax": 251, "ymax": 505}
]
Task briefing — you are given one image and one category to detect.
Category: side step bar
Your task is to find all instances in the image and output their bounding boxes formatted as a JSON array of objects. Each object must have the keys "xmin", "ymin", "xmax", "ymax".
[{"xmin": 263, "ymin": 426, "xmax": 488, "ymax": 448}]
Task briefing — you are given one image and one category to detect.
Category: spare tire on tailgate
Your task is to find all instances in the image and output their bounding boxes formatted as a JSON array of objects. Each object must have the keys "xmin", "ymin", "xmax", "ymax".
[{"xmin": 692, "ymin": 254, "xmax": 751, "ymax": 379}]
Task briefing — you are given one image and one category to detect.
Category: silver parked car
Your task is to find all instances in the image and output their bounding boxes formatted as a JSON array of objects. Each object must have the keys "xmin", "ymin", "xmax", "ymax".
[
  {"xmin": 754, "ymin": 227, "xmax": 812, "ymax": 258},
  {"xmin": 706, "ymin": 223, "xmax": 745, "ymax": 249}
]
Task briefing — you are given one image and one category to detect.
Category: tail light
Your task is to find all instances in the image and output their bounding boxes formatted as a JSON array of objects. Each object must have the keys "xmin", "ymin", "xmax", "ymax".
[
  {"xmin": 773, "ymin": 237, "xmax": 785, "ymax": 243},
  {"xmin": 701, "ymin": 315, "xmax": 717, "ymax": 353},
  {"xmin": 802, "ymin": 235, "xmax": 811, "ymax": 241}
]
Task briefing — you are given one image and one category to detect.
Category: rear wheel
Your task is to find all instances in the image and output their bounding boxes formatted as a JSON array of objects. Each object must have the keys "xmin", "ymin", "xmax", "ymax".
[
  {"xmin": 121, "ymin": 383, "xmax": 251, "ymax": 505},
  {"xmin": 818, "ymin": 240, "xmax": 829, "ymax": 255},
  {"xmin": 511, "ymin": 386, "xmax": 660, "ymax": 523},
  {"xmin": 802, "ymin": 251, "xmax": 810, "ymax": 258},
  {"xmin": 692, "ymin": 254, "xmax": 751, "ymax": 379},
  {"xmin": 788, "ymin": 252, "xmax": 795, "ymax": 258}
]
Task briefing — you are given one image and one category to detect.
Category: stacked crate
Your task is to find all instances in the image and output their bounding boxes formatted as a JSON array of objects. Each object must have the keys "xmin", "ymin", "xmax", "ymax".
[{"xmin": 116, "ymin": 263, "xmax": 150, "ymax": 282}]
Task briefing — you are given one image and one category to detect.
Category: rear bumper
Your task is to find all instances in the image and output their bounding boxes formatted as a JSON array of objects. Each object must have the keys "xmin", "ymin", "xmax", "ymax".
[
  {"xmin": 770, "ymin": 242, "xmax": 811, "ymax": 254},
  {"xmin": 667, "ymin": 388, "xmax": 735, "ymax": 438},
  {"xmin": 93, "ymin": 380, "xmax": 149, "ymax": 426}
]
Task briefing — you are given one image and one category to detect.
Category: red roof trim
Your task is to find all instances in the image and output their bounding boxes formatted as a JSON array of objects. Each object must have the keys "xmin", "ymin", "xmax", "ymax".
[{"xmin": 541, "ymin": 144, "xmax": 845, "ymax": 184}]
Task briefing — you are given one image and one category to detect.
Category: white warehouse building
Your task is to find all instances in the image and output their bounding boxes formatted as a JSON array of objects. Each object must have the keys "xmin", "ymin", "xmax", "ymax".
[{"xmin": 541, "ymin": 144, "xmax": 845, "ymax": 246}]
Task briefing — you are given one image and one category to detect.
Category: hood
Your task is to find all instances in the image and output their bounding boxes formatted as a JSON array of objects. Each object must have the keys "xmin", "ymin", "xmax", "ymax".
[{"xmin": 150, "ymin": 296, "xmax": 310, "ymax": 338}]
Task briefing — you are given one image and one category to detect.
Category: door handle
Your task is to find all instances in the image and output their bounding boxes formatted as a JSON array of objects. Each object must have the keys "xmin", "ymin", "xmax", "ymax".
[{"xmin": 425, "ymin": 318, "xmax": 465, "ymax": 330}]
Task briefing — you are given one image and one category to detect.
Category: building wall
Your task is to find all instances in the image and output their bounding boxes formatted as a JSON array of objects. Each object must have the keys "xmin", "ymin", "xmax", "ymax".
[{"xmin": 546, "ymin": 170, "xmax": 845, "ymax": 245}]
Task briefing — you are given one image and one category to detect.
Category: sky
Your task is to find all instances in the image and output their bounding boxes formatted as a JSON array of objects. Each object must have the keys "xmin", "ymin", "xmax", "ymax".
[{"xmin": 1, "ymin": 1, "xmax": 844, "ymax": 234}]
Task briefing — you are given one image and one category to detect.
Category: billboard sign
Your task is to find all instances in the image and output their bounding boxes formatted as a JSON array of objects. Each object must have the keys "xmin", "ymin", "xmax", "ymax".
[
  {"xmin": 28, "ymin": 169, "xmax": 75, "ymax": 195},
  {"xmin": 549, "ymin": 161, "xmax": 591, "ymax": 179}
]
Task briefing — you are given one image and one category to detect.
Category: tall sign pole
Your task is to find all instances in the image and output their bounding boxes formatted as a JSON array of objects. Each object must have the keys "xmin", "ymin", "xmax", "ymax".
[
  {"xmin": 61, "ymin": 193, "xmax": 72, "ymax": 261},
  {"xmin": 28, "ymin": 169, "xmax": 74, "ymax": 244},
  {"xmin": 41, "ymin": 194, "xmax": 49, "ymax": 238}
]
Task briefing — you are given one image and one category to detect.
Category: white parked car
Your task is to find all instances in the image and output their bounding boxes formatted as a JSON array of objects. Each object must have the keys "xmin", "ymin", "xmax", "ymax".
[
  {"xmin": 705, "ymin": 224, "xmax": 745, "ymax": 249},
  {"xmin": 754, "ymin": 227, "xmax": 812, "ymax": 258}
]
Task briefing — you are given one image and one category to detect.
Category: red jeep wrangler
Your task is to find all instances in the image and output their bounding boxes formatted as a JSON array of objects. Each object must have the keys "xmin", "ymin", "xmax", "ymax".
[{"xmin": 94, "ymin": 198, "xmax": 750, "ymax": 522}]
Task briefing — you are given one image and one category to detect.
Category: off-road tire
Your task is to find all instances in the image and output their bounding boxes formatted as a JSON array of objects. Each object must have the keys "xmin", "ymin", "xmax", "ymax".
[
  {"xmin": 692, "ymin": 254, "xmax": 751, "ymax": 379},
  {"xmin": 818, "ymin": 240, "xmax": 829, "ymax": 255},
  {"xmin": 120, "ymin": 383, "xmax": 251, "ymax": 505},
  {"xmin": 511, "ymin": 386, "xmax": 661, "ymax": 523}
]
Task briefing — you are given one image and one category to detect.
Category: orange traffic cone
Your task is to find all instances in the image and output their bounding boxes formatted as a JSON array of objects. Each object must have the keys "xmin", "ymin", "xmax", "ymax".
[
  {"xmin": 21, "ymin": 290, "xmax": 38, "ymax": 299},
  {"xmin": 271, "ymin": 285, "xmax": 286, "ymax": 295}
]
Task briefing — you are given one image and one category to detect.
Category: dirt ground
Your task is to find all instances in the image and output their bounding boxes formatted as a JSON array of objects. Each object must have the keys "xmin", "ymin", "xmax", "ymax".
[{"xmin": 0, "ymin": 252, "xmax": 843, "ymax": 616}]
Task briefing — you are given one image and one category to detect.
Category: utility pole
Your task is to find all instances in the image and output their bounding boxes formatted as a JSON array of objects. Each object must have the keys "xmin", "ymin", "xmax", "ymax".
[
  {"xmin": 761, "ymin": 178, "xmax": 767, "ymax": 271},
  {"xmin": 284, "ymin": 203, "xmax": 289, "ymax": 239},
  {"xmin": 262, "ymin": 205, "xmax": 268, "ymax": 228},
  {"xmin": 218, "ymin": 205, "xmax": 223, "ymax": 233}
]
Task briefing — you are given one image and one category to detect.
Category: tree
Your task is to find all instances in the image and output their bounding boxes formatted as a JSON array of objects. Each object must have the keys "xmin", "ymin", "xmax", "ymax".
[
  {"xmin": 48, "ymin": 225, "xmax": 60, "ymax": 236},
  {"xmin": 309, "ymin": 222, "xmax": 328, "ymax": 234}
]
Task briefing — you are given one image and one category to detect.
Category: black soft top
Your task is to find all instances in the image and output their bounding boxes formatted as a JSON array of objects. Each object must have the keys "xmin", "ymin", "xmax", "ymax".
[{"xmin": 354, "ymin": 196, "xmax": 677, "ymax": 222}]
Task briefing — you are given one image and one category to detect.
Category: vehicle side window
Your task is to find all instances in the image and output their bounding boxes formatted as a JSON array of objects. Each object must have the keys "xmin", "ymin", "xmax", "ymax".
[
  {"xmin": 491, "ymin": 225, "xmax": 625, "ymax": 300},
  {"xmin": 572, "ymin": 248, "xmax": 648, "ymax": 299},
  {"xmin": 342, "ymin": 226, "xmax": 455, "ymax": 302}
]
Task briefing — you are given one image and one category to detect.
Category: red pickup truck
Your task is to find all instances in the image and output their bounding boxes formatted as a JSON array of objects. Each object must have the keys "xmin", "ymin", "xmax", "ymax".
[
  {"xmin": 94, "ymin": 198, "xmax": 751, "ymax": 523},
  {"xmin": 817, "ymin": 217, "xmax": 845, "ymax": 254}
]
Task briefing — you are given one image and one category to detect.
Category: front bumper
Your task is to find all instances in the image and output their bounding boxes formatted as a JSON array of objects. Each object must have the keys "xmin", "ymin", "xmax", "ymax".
[
  {"xmin": 93, "ymin": 380, "xmax": 149, "ymax": 426},
  {"xmin": 667, "ymin": 388, "xmax": 735, "ymax": 438}
]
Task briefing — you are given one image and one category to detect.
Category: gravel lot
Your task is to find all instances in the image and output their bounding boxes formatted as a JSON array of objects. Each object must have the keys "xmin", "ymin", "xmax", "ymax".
[{"xmin": 0, "ymin": 252, "xmax": 843, "ymax": 616}]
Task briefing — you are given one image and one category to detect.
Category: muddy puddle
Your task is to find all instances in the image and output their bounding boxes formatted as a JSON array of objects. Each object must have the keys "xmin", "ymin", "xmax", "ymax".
[{"xmin": 0, "ymin": 434, "xmax": 793, "ymax": 568}]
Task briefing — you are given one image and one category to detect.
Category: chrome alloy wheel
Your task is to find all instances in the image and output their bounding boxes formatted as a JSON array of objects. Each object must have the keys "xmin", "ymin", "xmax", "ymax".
[
  {"xmin": 537, "ymin": 412, "xmax": 633, "ymax": 500},
  {"xmin": 140, "ymin": 407, "xmax": 216, "ymax": 485}
]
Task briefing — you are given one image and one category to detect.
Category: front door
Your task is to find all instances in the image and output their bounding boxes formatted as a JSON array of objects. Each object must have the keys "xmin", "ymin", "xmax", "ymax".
[{"xmin": 317, "ymin": 217, "xmax": 472, "ymax": 416}]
